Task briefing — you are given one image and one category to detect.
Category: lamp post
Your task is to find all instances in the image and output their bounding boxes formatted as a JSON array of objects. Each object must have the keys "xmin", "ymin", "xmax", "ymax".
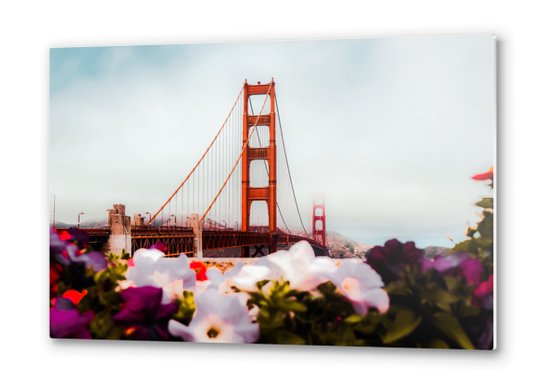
[
  {"xmin": 78, "ymin": 212, "xmax": 84, "ymax": 229},
  {"xmin": 50, "ymin": 194, "xmax": 56, "ymax": 228},
  {"xmin": 234, "ymin": 221, "xmax": 238, "ymax": 231},
  {"xmin": 222, "ymin": 220, "xmax": 226, "ymax": 231}
]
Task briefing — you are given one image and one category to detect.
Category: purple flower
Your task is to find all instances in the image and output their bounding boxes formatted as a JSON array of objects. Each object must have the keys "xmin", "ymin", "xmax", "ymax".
[
  {"xmin": 420, "ymin": 252, "xmax": 484, "ymax": 285},
  {"xmin": 365, "ymin": 239, "xmax": 424, "ymax": 284},
  {"xmin": 50, "ymin": 227, "xmax": 107, "ymax": 272},
  {"xmin": 112, "ymin": 286, "xmax": 177, "ymax": 340},
  {"xmin": 50, "ymin": 297, "xmax": 94, "ymax": 339}
]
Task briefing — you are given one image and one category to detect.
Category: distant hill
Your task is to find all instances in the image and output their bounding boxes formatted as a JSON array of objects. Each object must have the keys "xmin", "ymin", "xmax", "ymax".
[
  {"xmin": 326, "ymin": 230, "xmax": 373, "ymax": 259},
  {"xmin": 422, "ymin": 246, "xmax": 451, "ymax": 259},
  {"xmin": 52, "ymin": 218, "xmax": 107, "ymax": 229},
  {"xmin": 326, "ymin": 231, "xmax": 451, "ymax": 260}
]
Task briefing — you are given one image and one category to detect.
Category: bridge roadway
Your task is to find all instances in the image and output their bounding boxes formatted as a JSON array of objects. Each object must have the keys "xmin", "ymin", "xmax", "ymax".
[{"xmin": 82, "ymin": 227, "xmax": 326, "ymax": 257}]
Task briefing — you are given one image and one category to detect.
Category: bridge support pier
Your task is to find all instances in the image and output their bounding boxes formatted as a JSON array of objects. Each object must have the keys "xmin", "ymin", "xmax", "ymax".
[
  {"xmin": 189, "ymin": 213, "xmax": 203, "ymax": 259},
  {"xmin": 270, "ymin": 234, "xmax": 278, "ymax": 254},
  {"xmin": 242, "ymin": 246, "xmax": 249, "ymax": 258},
  {"xmin": 104, "ymin": 204, "xmax": 131, "ymax": 257}
]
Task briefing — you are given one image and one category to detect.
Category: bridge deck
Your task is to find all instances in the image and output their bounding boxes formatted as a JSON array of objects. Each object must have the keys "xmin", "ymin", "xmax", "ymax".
[{"xmin": 82, "ymin": 227, "xmax": 325, "ymax": 257}]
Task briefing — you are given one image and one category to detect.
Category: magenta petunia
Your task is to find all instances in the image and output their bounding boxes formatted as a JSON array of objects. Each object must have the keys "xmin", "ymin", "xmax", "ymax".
[
  {"xmin": 472, "ymin": 275, "xmax": 494, "ymax": 310},
  {"xmin": 50, "ymin": 297, "xmax": 94, "ymax": 339},
  {"xmin": 149, "ymin": 243, "xmax": 168, "ymax": 253},
  {"xmin": 112, "ymin": 286, "xmax": 177, "ymax": 340}
]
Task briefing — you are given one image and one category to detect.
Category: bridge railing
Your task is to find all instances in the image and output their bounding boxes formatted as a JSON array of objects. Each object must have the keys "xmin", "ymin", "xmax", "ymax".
[
  {"xmin": 131, "ymin": 228, "xmax": 195, "ymax": 257},
  {"xmin": 202, "ymin": 231, "xmax": 271, "ymax": 252}
]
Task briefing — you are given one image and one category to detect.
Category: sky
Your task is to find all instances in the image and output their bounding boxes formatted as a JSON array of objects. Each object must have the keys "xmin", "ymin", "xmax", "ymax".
[{"xmin": 49, "ymin": 34, "xmax": 495, "ymax": 248}]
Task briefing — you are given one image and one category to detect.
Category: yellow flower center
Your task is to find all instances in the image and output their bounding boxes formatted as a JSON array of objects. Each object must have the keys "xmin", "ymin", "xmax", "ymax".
[
  {"xmin": 342, "ymin": 277, "xmax": 361, "ymax": 299},
  {"xmin": 207, "ymin": 327, "xmax": 220, "ymax": 339}
]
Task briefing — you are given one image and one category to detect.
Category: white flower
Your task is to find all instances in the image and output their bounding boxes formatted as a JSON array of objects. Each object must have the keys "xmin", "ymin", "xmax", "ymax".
[
  {"xmin": 328, "ymin": 259, "xmax": 389, "ymax": 315},
  {"xmin": 206, "ymin": 262, "xmax": 244, "ymax": 292},
  {"xmin": 168, "ymin": 289, "xmax": 259, "ymax": 343},
  {"xmin": 227, "ymin": 264, "xmax": 275, "ymax": 292},
  {"xmin": 266, "ymin": 241, "xmax": 336, "ymax": 291},
  {"xmin": 125, "ymin": 248, "xmax": 196, "ymax": 303}
]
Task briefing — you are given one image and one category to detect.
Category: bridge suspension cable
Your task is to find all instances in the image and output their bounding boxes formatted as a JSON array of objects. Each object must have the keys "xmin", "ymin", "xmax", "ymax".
[
  {"xmin": 146, "ymin": 84, "xmax": 244, "ymax": 227},
  {"xmin": 275, "ymin": 93, "xmax": 310, "ymax": 237},
  {"xmin": 201, "ymin": 83, "xmax": 273, "ymax": 222}
]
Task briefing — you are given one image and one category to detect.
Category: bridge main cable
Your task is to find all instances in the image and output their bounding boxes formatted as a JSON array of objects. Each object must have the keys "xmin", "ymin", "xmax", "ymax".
[
  {"xmin": 275, "ymin": 93, "xmax": 310, "ymax": 238},
  {"xmin": 146, "ymin": 85, "xmax": 245, "ymax": 226}
]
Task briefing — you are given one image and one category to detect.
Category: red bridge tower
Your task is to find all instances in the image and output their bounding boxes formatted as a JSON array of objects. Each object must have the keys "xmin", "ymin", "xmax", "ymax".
[
  {"xmin": 241, "ymin": 80, "xmax": 277, "ymax": 256},
  {"xmin": 312, "ymin": 199, "xmax": 327, "ymax": 248}
]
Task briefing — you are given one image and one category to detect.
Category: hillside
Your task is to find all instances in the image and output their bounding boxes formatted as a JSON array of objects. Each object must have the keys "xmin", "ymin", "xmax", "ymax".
[
  {"xmin": 326, "ymin": 230, "xmax": 373, "ymax": 259},
  {"xmin": 326, "ymin": 231, "xmax": 451, "ymax": 260},
  {"xmin": 52, "ymin": 218, "xmax": 107, "ymax": 229}
]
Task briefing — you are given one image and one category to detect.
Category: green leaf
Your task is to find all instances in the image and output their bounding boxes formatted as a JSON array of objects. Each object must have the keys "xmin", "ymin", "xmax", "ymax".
[
  {"xmin": 90, "ymin": 311, "xmax": 124, "ymax": 339},
  {"xmin": 382, "ymin": 309, "xmax": 422, "ymax": 344},
  {"xmin": 474, "ymin": 197, "xmax": 493, "ymax": 210},
  {"xmin": 460, "ymin": 305, "xmax": 480, "ymax": 317},
  {"xmin": 421, "ymin": 287, "xmax": 459, "ymax": 305},
  {"xmin": 432, "ymin": 312, "xmax": 474, "ymax": 349},
  {"xmin": 384, "ymin": 280, "xmax": 411, "ymax": 296},
  {"xmin": 317, "ymin": 281, "xmax": 337, "ymax": 295},
  {"xmin": 427, "ymin": 339, "xmax": 449, "ymax": 349},
  {"xmin": 451, "ymin": 239, "xmax": 472, "ymax": 253},
  {"xmin": 277, "ymin": 299, "xmax": 307, "ymax": 313},
  {"xmin": 477, "ymin": 211, "xmax": 493, "ymax": 238},
  {"xmin": 352, "ymin": 309, "xmax": 381, "ymax": 334},
  {"xmin": 274, "ymin": 330, "xmax": 306, "ymax": 345},
  {"xmin": 344, "ymin": 314, "xmax": 363, "ymax": 323},
  {"xmin": 255, "ymin": 280, "xmax": 270, "ymax": 291}
]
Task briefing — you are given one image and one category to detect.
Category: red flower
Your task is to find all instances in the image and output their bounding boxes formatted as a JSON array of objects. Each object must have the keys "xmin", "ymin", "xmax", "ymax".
[
  {"xmin": 58, "ymin": 230, "xmax": 72, "ymax": 241},
  {"xmin": 190, "ymin": 261, "xmax": 208, "ymax": 281},
  {"xmin": 51, "ymin": 289, "xmax": 88, "ymax": 307},
  {"xmin": 472, "ymin": 167, "xmax": 493, "ymax": 181}
]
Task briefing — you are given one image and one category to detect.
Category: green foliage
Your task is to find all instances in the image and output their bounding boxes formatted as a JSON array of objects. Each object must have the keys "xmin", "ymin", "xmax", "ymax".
[
  {"xmin": 381, "ymin": 307, "xmax": 422, "ymax": 344},
  {"xmin": 172, "ymin": 291, "xmax": 196, "ymax": 325},
  {"xmin": 77, "ymin": 252, "xmax": 128, "ymax": 339},
  {"xmin": 242, "ymin": 255, "xmax": 486, "ymax": 348},
  {"xmin": 452, "ymin": 195, "xmax": 494, "ymax": 280},
  {"xmin": 245, "ymin": 279, "xmax": 369, "ymax": 346}
]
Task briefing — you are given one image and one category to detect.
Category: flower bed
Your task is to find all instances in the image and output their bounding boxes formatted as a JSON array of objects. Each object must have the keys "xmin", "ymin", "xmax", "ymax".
[{"xmin": 49, "ymin": 169, "xmax": 494, "ymax": 349}]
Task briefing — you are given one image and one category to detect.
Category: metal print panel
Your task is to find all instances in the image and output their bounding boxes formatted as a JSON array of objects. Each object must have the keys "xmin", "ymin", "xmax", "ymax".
[{"xmin": 49, "ymin": 34, "xmax": 495, "ymax": 349}]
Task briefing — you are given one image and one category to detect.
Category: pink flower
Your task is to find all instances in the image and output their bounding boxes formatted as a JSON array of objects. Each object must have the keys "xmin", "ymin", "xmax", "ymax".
[
  {"xmin": 420, "ymin": 252, "xmax": 484, "ymax": 285},
  {"xmin": 328, "ymin": 259, "xmax": 389, "ymax": 315},
  {"xmin": 472, "ymin": 275, "xmax": 493, "ymax": 310}
]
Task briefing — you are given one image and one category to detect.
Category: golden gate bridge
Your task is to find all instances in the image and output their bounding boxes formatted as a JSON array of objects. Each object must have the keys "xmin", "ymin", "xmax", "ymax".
[{"xmin": 83, "ymin": 80, "xmax": 327, "ymax": 258}]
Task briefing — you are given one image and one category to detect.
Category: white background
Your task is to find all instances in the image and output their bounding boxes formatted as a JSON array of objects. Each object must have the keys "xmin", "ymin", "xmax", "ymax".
[{"xmin": 1, "ymin": 0, "xmax": 540, "ymax": 382}]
